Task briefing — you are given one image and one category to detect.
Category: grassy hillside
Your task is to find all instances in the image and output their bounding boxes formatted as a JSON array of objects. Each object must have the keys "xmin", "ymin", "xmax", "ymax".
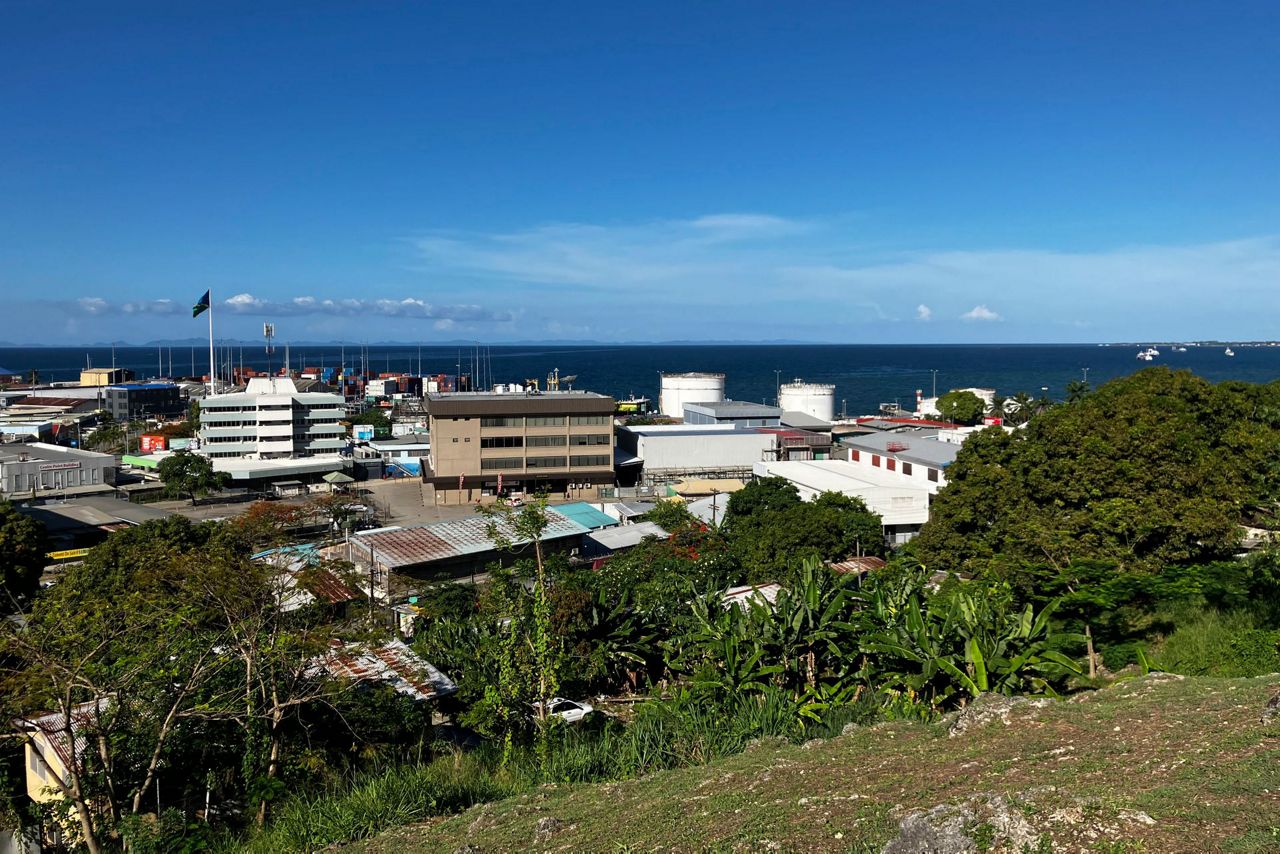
[{"xmin": 351, "ymin": 675, "xmax": 1280, "ymax": 853}]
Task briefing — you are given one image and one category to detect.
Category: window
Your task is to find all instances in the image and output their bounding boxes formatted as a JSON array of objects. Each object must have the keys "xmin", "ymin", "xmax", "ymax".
[
  {"xmin": 480, "ymin": 457, "xmax": 523, "ymax": 470},
  {"xmin": 526, "ymin": 435, "xmax": 566, "ymax": 447},
  {"xmin": 481, "ymin": 416, "xmax": 523, "ymax": 428},
  {"xmin": 886, "ymin": 458, "xmax": 896, "ymax": 472},
  {"xmin": 872, "ymin": 455, "xmax": 881, "ymax": 467},
  {"xmin": 526, "ymin": 455, "xmax": 567, "ymax": 469},
  {"xmin": 481, "ymin": 435, "xmax": 523, "ymax": 449},
  {"xmin": 927, "ymin": 468, "xmax": 939, "ymax": 482},
  {"xmin": 569, "ymin": 434, "xmax": 610, "ymax": 446},
  {"xmin": 526, "ymin": 415, "xmax": 566, "ymax": 427},
  {"xmin": 902, "ymin": 462, "xmax": 913, "ymax": 476},
  {"xmin": 570, "ymin": 414, "xmax": 610, "ymax": 426},
  {"xmin": 570, "ymin": 454, "xmax": 610, "ymax": 467}
]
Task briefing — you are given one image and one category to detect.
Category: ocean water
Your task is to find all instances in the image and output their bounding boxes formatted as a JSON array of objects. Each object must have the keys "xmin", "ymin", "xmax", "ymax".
[{"xmin": 2, "ymin": 343, "xmax": 1275, "ymax": 417}]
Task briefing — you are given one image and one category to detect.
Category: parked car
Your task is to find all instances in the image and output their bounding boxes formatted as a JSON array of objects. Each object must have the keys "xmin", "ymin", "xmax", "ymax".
[{"xmin": 532, "ymin": 697, "xmax": 593, "ymax": 723}]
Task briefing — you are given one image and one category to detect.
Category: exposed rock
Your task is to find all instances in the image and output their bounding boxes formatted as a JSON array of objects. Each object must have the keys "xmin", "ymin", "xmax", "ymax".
[
  {"xmin": 882, "ymin": 794, "xmax": 1040, "ymax": 854},
  {"xmin": 452, "ymin": 846, "xmax": 483, "ymax": 854},
  {"xmin": 534, "ymin": 816, "xmax": 564, "ymax": 841},
  {"xmin": 841, "ymin": 722, "xmax": 861, "ymax": 736},
  {"xmin": 1261, "ymin": 690, "xmax": 1280, "ymax": 724},
  {"xmin": 744, "ymin": 735, "xmax": 788, "ymax": 753},
  {"xmin": 947, "ymin": 694, "xmax": 1052, "ymax": 738},
  {"xmin": 880, "ymin": 793, "xmax": 1039, "ymax": 854}
]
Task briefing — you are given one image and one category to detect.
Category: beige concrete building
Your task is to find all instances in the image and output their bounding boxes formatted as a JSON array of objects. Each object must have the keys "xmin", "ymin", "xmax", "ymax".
[{"xmin": 426, "ymin": 391, "xmax": 615, "ymax": 505}]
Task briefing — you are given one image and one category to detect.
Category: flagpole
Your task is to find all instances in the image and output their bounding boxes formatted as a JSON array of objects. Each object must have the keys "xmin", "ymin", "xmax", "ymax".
[{"xmin": 208, "ymin": 290, "xmax": 216, "ymax": 398}]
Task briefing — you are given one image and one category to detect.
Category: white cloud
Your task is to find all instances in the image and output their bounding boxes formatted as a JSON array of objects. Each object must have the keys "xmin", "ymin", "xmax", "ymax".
[
  {"xmin": 916, "ymin": 304, "xmax": 932, "ymax": 321},
  {"xmin": 71, "ymin": 293, "xmax": 514, "ymax": 323},
  {"xmin": 961, "ymin": 305, "xmax": 1001, "ymax": 322}
]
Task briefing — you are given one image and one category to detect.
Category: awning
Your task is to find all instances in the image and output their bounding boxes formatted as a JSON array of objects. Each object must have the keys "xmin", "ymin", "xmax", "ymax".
[{"xmin": 323, "ymin": 471, "xmax": 356, "ymax": 484}]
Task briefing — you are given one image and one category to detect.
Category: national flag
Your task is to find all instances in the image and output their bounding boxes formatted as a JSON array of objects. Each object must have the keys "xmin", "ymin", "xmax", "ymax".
[{"xmin": 192, "ymin": 290, "xmax": 211, "ymax": 318}]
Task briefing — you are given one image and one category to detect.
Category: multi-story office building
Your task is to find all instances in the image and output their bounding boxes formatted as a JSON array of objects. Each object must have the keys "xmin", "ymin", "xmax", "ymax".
[
  {"xmin": 104, "ymin": 382, "xmax": 184, "ymax": 421},
  {"xmin": 198, "ymin": 377, "xmax": 345, "ymax": 460},
  {"xmin": 426, "ymin": 391, "xmax": 615, "ymax": 505}
]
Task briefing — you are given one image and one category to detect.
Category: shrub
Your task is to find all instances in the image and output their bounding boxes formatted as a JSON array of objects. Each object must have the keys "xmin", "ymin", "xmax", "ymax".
[{"xmin": 1153, "ymin": 609, "xmax": 1280, "ymax": 677}]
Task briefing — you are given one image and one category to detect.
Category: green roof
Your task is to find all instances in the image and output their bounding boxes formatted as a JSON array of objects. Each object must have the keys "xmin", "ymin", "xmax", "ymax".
[{"xmin": 552, "ymin": 501, "xmax": 617, "ymax": 530}]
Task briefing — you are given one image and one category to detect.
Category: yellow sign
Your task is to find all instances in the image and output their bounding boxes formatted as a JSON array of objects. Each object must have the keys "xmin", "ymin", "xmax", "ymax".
[{"xmin": 46, "ymin": 548, "xmax": 90, "ymax": 560}]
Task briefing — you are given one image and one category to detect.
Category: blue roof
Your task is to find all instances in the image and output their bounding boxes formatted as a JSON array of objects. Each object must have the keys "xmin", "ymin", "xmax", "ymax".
[
  {"xmin": 252, "ymin": 543, "xmax": 320, "ymax": 561},
  {"xmin": 552, "ymin": 501, "xmax": 618, "ymax": 530}
]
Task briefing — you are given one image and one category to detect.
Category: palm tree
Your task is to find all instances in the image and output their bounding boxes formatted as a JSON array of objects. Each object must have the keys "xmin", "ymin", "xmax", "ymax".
[
  {"xmin": 1065, "ymin": 379, "xmax": 1091, "ymax": 403},
  {"xmin": 1007, "ymin": 391, "xmax": 1035, "ymax": 425}
]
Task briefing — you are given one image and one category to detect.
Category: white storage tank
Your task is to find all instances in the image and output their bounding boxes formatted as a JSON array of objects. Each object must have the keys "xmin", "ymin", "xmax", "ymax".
[
  {"xmin": 779, "ymin": 378, "xmax": 836, "ymax": 422},
  {"xmin": 659, "ymin": 372, "xmax": 726, "ymax": 420}
]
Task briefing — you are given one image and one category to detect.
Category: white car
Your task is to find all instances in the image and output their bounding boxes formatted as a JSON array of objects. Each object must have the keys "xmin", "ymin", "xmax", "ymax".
[{"xmin": 532, "ymin": 697, "xmax": 594, "ymax": 724}]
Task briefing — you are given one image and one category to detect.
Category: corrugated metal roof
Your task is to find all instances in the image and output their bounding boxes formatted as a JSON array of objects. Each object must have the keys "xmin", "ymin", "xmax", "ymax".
[
  {"xmin": 351, "ymin": 507, "xmax": 589, "ymax": 569},
  {"xmin": 318, "ymin": 640, "xmax": 457, "ymax": 701},
  {"xmin": 585, "ymin": 521, "xmax": 668, "ymax": 551},
  {"xmin": 19, "ymin": 698, "xmax": 110, "ymax": 770},
  {"xmin": 829, "ymin": 556, "xmax": 887, "ymax": 575}
]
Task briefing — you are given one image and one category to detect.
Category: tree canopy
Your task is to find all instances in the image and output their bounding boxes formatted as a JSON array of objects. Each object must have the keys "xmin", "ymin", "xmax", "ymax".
[
  {"xmin": 935, "ymin": 390, "xmax": 986, "ymax": 425},
  {"xmin": 157, "ymin": 449, "xmax": 229, "ymax": 505},
  {"xmin": 915, "ymin": 368, "xmax": 1280, "ymax": 577},
  {"xmin": 0, "ymin": 501, "xmax": 48, "ymax": 610}
]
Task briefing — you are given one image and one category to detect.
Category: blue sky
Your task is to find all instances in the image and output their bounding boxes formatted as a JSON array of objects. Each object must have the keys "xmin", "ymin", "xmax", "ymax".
[{"xmin": 1, "ymin": 1, "xmax": 1277, "ymax": 344}]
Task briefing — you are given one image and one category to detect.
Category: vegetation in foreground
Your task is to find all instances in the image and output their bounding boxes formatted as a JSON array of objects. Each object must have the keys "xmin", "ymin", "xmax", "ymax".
[{"xmin": 350, "ymin": 673, "xmax": 1280, "ymax": 854}]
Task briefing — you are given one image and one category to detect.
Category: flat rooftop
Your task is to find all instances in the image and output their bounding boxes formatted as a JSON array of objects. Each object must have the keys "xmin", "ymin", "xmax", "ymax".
[
  {"xmin": 427, "ymin": 391, "xmax": 610, "ymax": 402},
  {"xmin": 0, "ymin": 442, "xmax": 115, "ymax": 464},
  {"xmin": 684, "ymin": 399, "xmax": 782, "ymax": 416},
  {"xmin": 843, "ymin": 433, "xmax": 961, "ymax": 468}
]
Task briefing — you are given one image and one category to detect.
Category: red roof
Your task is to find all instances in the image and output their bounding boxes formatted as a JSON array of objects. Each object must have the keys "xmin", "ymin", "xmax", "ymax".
[{"xmin": 853, "ymin": 416, "xmax": 962, "ymax": 429}]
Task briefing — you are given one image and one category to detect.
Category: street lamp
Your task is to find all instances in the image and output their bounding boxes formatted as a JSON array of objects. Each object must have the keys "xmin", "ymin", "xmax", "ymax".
[
  {"xmin": 931, "ymin": 370, "xmax": 938, "ymax": 399},
  {"xmin": 774, "ymin": 370, "xmax": 781, "ymax": 406}
]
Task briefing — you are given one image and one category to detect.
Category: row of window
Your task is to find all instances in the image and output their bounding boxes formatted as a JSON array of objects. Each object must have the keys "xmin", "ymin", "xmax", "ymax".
[
  {"xmin": 479, "ymin": 433, "xmax": 609, "ymax": 449},
  {"xmin": 851, "ymin": 450, "xmax": 940, "ymax": 482},
  {"xmin": 477, "ymin": 454, "xmax": 613, "ymax": 471},
  {"xmin": 475, "ymin": 414, "xmax": 612, "ymax": 428}
]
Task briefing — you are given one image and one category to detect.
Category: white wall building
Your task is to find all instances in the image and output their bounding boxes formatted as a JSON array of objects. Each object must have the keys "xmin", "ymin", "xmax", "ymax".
[
  {"xmin": 198, "ymin": 377, "xmax": 345, "ymax": 460},
  {"xmin": 752, "ymin": 458, "xmax": 933, "ymax": 545},
  {"xmin": 616, "ymin": 423, "xmax": 775, "ymax": 485},
  {"xmin": 841, "ymin": 432, "xmax": 960, "ymax": 494}
]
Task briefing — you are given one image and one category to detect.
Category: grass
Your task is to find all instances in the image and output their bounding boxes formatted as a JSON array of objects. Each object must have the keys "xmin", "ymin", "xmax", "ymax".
[{"xmin": 336, "ymin": 674, "xmax": 1280, "ymax": 854}]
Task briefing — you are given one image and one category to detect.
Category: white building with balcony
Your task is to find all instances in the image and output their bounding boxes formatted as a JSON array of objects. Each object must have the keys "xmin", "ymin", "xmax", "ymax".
[{"xmin": 198, "ymin": 377, "xmax": 346, "ymax": 461}]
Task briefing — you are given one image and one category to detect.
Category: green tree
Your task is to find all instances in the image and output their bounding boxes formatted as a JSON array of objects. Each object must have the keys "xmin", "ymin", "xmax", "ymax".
[
  {"xmin": 722, "ymin": 477, "xmax": 802, "ymax": 528},
  {"xmin": 935, "ymin": 390, "xmax": 986, "ymax": 425},
  {"xmin": 0, "ymin": 501, "xmax": 48, "ymax": 610},
  {"xmin": 1006, "ymin": 391, "xmax": 1035, "ymax": 426},
  {"xmin": 478, "ymin": 496, "xmax": 565, "ymax": 768},
  {"xmin": 727, "ymin": 491, "xmax": 884, "ymax": 582},
  {"xmin": 916, "ymin": 368, "xmax": 1280, "ymax": 578},
  {"xmin": 157, "ymin": 449, "xmax": 229, "ymax": 505},
  {"xmin": 1065, "ymin": 379, "xmax": 1091, "ymax": 403},
  {"xmin": 350, "ymin": 408, "xmax": 391, "ymax": 438}
]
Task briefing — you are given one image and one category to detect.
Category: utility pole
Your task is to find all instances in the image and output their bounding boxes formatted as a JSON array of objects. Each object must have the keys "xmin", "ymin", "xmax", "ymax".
[
  {"xmin": 774, "ymin": 370, "xmax": 781, "ymax": 406},
  {"xmin": 931, "ymin": 369, "xmax": 938, "ymax": 399},
  {"xmin": 1082, "ymin": 367, "xmax": 1090, "ymax": 384}
]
